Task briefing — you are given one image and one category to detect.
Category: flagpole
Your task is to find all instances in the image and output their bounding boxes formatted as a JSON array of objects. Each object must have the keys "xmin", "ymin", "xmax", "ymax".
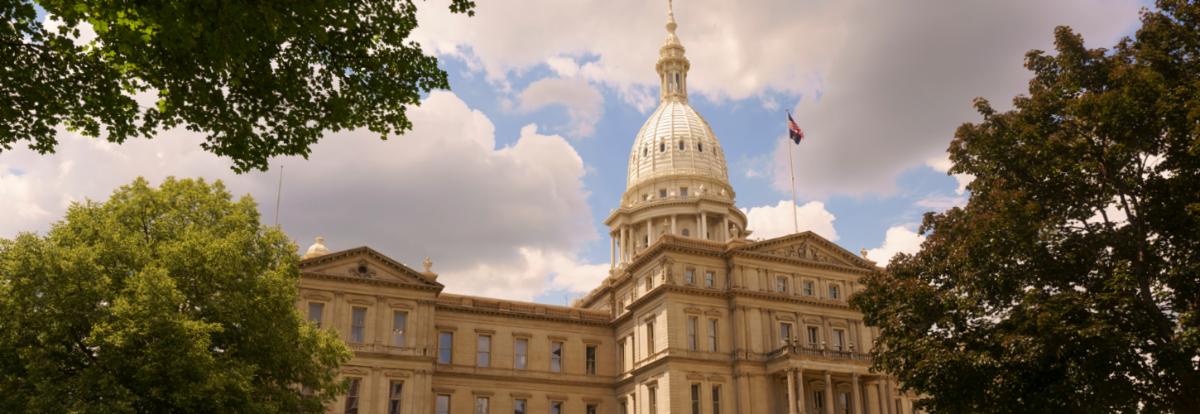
[{"xmin": 786, "ymin": 111, "xmax": 798, "ymax": 234}]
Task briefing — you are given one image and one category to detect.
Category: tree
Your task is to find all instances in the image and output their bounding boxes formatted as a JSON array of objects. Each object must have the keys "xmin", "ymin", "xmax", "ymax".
[
  {"xmin": 0, "ymin": 177, "xmax": 351, "ymax": 413},
  {"xmin": 852, "ymin": 2, "xmax": 1200, "ymax": 412},
  {"xmin": 1, "ymin": 0, "xmax": 475, "ymax": 172}
]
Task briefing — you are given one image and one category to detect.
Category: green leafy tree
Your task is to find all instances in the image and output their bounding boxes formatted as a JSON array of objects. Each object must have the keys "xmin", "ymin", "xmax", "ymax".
[
  {"xmin": 852, "ymin": 2, "xmax": 1200, "ymax": 412},
  {"xmin": 1, "ymin": 0, "xmax": 475, "ymax": 172},
  {"xmin": 0, "ymin": 177, "xmax": 351, "ymax": 413}
]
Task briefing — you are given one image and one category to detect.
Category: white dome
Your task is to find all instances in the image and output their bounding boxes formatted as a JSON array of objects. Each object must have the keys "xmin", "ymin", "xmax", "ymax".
[
  {"xmin": 302, "ymin": 236, "xmax": 330, "ymax": 259},
  {"xmin": 626, "ymin": 100, "xmax": 728, "ymax": 190}
]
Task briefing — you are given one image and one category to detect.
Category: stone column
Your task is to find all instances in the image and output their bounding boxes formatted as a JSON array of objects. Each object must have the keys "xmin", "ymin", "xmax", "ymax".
[
  {"xmin": 671, "ymin": 215, "xmax": 677, "ymax": 235},
  {"xmin": 620, "ymin": 226, "xmax": 628, "ymax": 263},
  {"xmin": 864, "ymin": 380, "xmax": 880, "ymax": 414},
  {"xmin": 796, "ymin": 368, "xmax": 806, "ymax": 414},
  {"xmin": 884, "ymin": 380, "xmax": 895, "ymax": 414},
  {"xmin": 787, "ymin": 369, "xmax": 798, "ymax": 414},
  {"xmin": 823, "ymin": 371, "xmax": 834, "ymax": 414},
  {"xmin": 610, "ymin": 234, "xmax": 616, "ymax": 268},
  {"xmin": 723, "ymin": 216, "xmax": 730, "ymax": 242},
  {"xmin": 645, "ymin": 220, "xmax": 652, "ymax": 246},
  {"xmin": 851, "ymin": 374, "xmax": 862, "ymax": 414},
  {"xmin": 701, "ymin": 212, "xmax": 708, "ymax": 239},
  {"xmin": 876, "ymin": 381, "xmax": 887, "ymax": 414}
]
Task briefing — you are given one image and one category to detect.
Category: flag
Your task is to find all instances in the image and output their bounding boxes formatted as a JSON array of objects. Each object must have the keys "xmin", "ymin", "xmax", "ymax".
[{"xmin": 787, "ymin": 113, "xmax": 805, "ymax": 144}]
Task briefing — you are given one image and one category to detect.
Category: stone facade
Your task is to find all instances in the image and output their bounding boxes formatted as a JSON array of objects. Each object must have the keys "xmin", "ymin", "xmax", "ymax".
[{"xmin": 296, "ymin": 2, "xmax": 920, "ymax": 413}]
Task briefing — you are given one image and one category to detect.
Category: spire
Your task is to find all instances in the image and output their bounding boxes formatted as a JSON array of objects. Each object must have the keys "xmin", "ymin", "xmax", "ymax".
[{"xmin": 657, "ymin": 0, "xmax": 690, "ymax": 102}]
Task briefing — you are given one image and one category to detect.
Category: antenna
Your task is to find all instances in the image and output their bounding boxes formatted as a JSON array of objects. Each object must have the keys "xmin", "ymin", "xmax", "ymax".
[{"xmin": 274, "ymin": 165, "xmax": 284, "ymax": 227}]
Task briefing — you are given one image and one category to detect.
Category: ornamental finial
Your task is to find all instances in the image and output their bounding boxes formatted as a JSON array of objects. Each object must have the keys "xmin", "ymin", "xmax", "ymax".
[
  {"xmin": 666, "ymin": 0, "xmax": 677, "ymax": 34},
  {"xmin": 422, "ymin": 256, "xmax": 433, "ymax": 273}
]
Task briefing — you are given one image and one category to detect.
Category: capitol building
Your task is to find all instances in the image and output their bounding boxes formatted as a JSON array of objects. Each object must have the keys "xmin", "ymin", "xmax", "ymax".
[{"xmin": 296, "ymin": 3, "xmax": 919, "ymax": 413}]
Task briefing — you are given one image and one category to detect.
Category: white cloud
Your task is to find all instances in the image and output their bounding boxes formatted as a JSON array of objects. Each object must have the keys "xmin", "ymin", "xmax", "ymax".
[
  {"xmin": 914, "ymin": 195, "xmax": 967, "ymax": 211},
  {"xmin": 42, "ymin": 14, "xmax": 97, "ymax": 46},
  {"xmin": 866, "ymin": 225, "xmax": 926, "ymax": 265},
  {"xmin": 0, "ymin": 91, "xmax": 607, "ymax": 302},
  {"xmin": 925, "ymin": 156, "xmax": 975, "ymax": 196},
  {"xmin": 516, "ymin": 77, "xmax": 605, "ymax": 138},
  {"xmin": 742, "ymin": 200, "xmax": 838, "ymax": 241}
]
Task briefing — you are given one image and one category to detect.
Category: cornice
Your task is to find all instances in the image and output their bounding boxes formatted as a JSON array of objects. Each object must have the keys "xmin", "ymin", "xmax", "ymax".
[
  {"xmin": 301, "ymin": 271, "xmax": 442, "ymax": 291},
  {"xmin": 299, "ymin": 246, "xmax": 444, "ymax": 289}
]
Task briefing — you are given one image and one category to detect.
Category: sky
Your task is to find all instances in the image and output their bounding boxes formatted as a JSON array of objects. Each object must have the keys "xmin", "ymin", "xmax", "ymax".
[{"xmin": 1, "ymin": 0, "xmax": 1148, "ymax": 304}]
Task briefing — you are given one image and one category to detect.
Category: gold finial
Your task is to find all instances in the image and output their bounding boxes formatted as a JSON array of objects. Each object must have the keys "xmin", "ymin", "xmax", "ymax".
[{"xmin": 666, "ymin": 0, "xmax": 677, "ymax": 33}]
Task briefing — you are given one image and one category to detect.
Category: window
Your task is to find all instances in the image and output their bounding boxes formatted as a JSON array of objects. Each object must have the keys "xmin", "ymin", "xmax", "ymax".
[
  {"xmin": 707, "ymin": 319, "xmax": 718, "ymax": 352},
  {"xmin": 436, "ymin": 394, "xmax": 451, "ymax": 414},
  {"xmin": 691, "ymin": 383, "xmax": 701, "ymax": 414},
  {"xmin": 682, "ymin": 228, "xmax": 690, "ymax": 237},
  {"xmin": 684, "ymin": 268, "xmax": 695, "ymax": 285},
  {"xmin": 680, "ymin": 187, "xmax": 688, "ymax": 197},
  {"xmin": 833, "ymin": 329, "xmax": 845, "ymax": 351},
  {"xmin": 514, "ymin": 338, "xmax": 528, "ymax": 369},
  {"xmin": 646, "ymin": 321, "xmax": 656, "ymax": 354},
  {"xmin": 617, "ymin": 299, "xmax": 625, "ymax": 313},
  {"xmin": 550, "ymin": 341, "xmax": 563, "ymax": 372},
  {"xmin": 617, "ymin": 340, "xmax": 626, "ymax": 371},
  {"xmin": 587, "ymin": 404, "xmax": 598, "ymax": 414},
  {"xmin": 687, "ymin": 316, "xmax": 699, "ymax": 351},
  {"xmin": 644, "ymin": 276, "xmax": 653, "ymax": 291},
  {"xmin": 438, "ymin": 332, "xmax": 453, "ymax": 364},
  {"xmin": 803, "ymin": 280, "xmax": 815, "ymax": 296},
  {"xmin": 307, "ymin": 302, "xmax": 324, "ymax": 327},
  {"xmin": 813, "ymin": 391, "xmax": 825, "ymax": 410},
  {"xmin": 392, "ymin": 311, "xmax": 407, "ymax": 346},
  {"xmin": 550, "ymin": 401, "xmax": 563, "ymax": 414},
  {"xmin": 514, "ymin": 399, "xmax": 527, "ymax": 414},
  {"xmin": 775, "ymin": 276, "xmax": 789, "ymax": 293},
  {"xmin": 838, "ymin": 393, "xmax": 850, "ymax": 414},
  {"xmin": 586, "ymin": 345, "xmax": 597, "ymax": 375},
  {"xmin": 648, "ymin": 386, "xmax": 658, "ymax": 414},
  {"xmin": 344, "ymin": 378, "xmax": 361, "ymax": 414},
  {"xmin": 659, "ymin": 189, "xmax": 667, "ymax": 198},
  {"xmin": 620, "ymin": 399, "xmax": 628, "ymax": 414},
  {"xmin": 711, "ymin": 385, "xmax": 722, "ymax": 414},
  {"xmin": 780, "ymin": 322, "xmax": 793, "ymax": 345},
  {"xmin": 350, "ymin": 307, "xmax": 367, "ymax": 343},
  {"xmin": 477, "ymin": 335, "xmax": 491, "ymax": 367},
  {"xmin": 704, "ymin": 271, "xmax": 715, "ymax": 288},
  {"xmin": 659, "ymin": 143, "xmax": 665, "ymax": 152},
  {"xmin": 475, "ymin": 397, "xmax": 489, "ymax": 414},
  {"xmin": 643, "ymin": 147, "xmax": 648, "ymax": 156},
  {"xmin": 698, "ymin": 142, "xmax": 703, "ymax": 152},
  {"xmin": 388, "ymin": 381, "xmax": 403, "ymax": 414},
  {"xmin": 807, "ymin": 326, "xmax": 820, "ymax": 346},
  {"xmin": 679, "ymin": 141, "xmax": 685, "ymax": 150},
  {"xmin": 829, "ymin": 284, "xmax": 841, "ymax": 299}
]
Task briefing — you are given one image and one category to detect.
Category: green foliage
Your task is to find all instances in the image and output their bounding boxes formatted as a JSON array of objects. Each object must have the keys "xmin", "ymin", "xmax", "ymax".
[
  {"xmin": 852, "ymin": 2, "xmax": 1200, "ymax": 412},
  {"xmin": 0, "ymin": 0, "xmax": 476, "ymax": 172},
  {"xmin": 0, "ymin": 177, "xmax": 352, "ymax": 413}
]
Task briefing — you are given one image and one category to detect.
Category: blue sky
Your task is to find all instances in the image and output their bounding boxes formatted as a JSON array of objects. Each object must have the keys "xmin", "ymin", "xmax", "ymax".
[{"xmin": 1, "ymin": 0, "xmax": 1148, "ymax": 304}]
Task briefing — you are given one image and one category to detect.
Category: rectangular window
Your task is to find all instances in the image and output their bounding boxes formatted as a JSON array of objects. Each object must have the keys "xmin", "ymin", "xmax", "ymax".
[
  {"xmin": 307, "ymin": 302, "xmax": 324, "ymax": 328},
  {"xmin": 833, "ymin": 329, "xmax": 845, "ymax": 351},
  {"xmin": 620, "ymin": 399, "xmax": 628, "ymax": 414},
  {"xmin": 712, "ymin": 385, "xmax": 722, "ymax": 414},
  {"xmin": 776, "ymin": 276, "xmax": 788, "ymax": 293},
  {"xmin": 392, "ymin": 311, "xmax": 407, "ymax": 346},
  {"xmin": 704, "ymin": 271, "xmax": 715, "ymax": 288},
  {"xmin": 514, "ymin": 338, "xmax": 528, "ymax": 369},
  {"xmin": 803, "ymin": 280, "xmax": 815, "ymax": 296},
  {"xmin": 659, "ymin": 189, "xmax": 667, "ymax": 198},
  {"xmin": 436, "ymin": 394, "xmax": 451, "ymax": 414},
  {"xmin": 350, "ymin": 307, "xmax": 367, "ymax": 343},
  {"xmin": 617, "ymin": 340, "xmax": 625, "ymax": 372},
  {"xmin": 707, "ymin": 318, "xmax": 718, "ymax": 352},
  {"xmin": 551, "ymin": 401, "xmax": 563, "ymax": 414},
  {"xmin": 344, "ymin": 378, "xmax": 361, "ymax": 414},
  {"xmin": 680, "ymin": 187, "xmax": 689, "ymax": 198},
  {"xmin": 649, "ymin": 387, "xmax": 658, "ymax": 414},
  {"xmin": 551, "ymin": 341, "xmax": 563, "ymax": 373},
  {"xmin": 388, "ymin": 381, "xmax": 403, "ymax": 414},
  {"xmin": 807, "ymin": 326, "xmax": 820, "ymax": 347},
  {"xmin": 438, "ymin": 332, "xmax": 453, "ymax": 364},
  {"xmin": 477, "ymin": 335, "xmax": 491, "ymax": 367},
  {"xmin": 813, "ymin": 391, "xmax": 824, "ymax": 410},
  {"xmin": 687, "ymin": 316, "xmax": 699, "ymax": 351},
  {"xmin": 587, "ymin": 404, "xmax": 597, "ymax": 414},
  {"xmin": 475, "ymin": 396, "xmax": 489, "ymax": 414},
  {"xmin": 644, "ymin": 276, "xmax": 653, "ymax": 291},
  {"xmin": 647, "ymin": 321, "xmax": 656, "ymax": 354},
  {"xmin": 780, "ymin": 322, "xmax": 793, "ymax": 345},
  {"xmin": 829, "ymin": 284, "xmax": 841, "ymax": 299},
  {"xmin": 684, "ymin": 268, "xmax": 695, "ymax": 285},
  {"xmin": 586, "ymin": 345, "xmax": 597, "ymax": 375},
  {"xmin": 514, "ymin": 399, "xmax": 527, "ymax": 414},
  {"xmin": 691, "ymin": 383, "xmax": 701, "ymax": 414}
]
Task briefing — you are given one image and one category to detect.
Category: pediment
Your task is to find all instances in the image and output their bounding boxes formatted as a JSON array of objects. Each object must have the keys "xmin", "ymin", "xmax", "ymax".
[
  {"xmin": 299, "ymin": 246, "xmax": 442, "ymax": 288},
  {"xmin": 737, "ymin": 232, "xmax": 877, "ymax": 270}
]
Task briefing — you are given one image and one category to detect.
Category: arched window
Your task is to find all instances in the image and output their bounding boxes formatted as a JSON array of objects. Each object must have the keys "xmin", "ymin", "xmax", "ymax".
[{"xmin": 643, "ymin": 147, "xmax": 648, "ymax": 156}]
